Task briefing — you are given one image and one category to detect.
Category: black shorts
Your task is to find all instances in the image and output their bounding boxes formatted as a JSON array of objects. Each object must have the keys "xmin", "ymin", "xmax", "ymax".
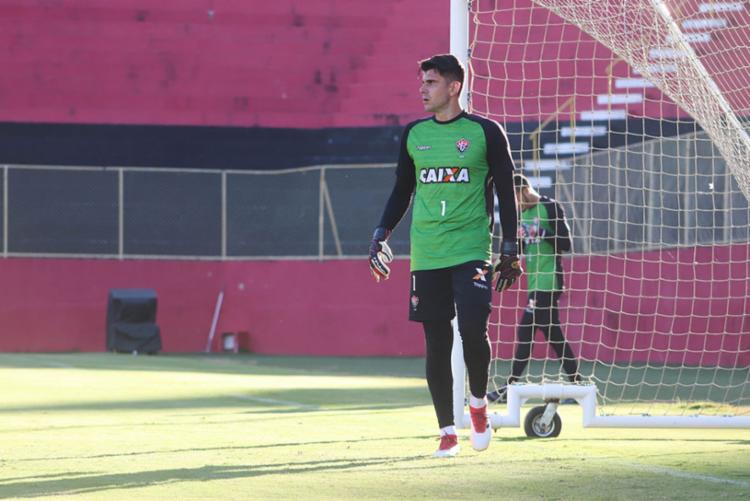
[{"xmin": 409, "ymin": 260, "xmax": 493, "ymax": 322}]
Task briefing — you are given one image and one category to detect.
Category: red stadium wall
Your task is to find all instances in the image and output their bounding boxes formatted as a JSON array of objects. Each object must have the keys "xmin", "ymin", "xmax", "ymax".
[
  {"xmin": 0, "ymin": 0, "xmax": 447, "ymax": 128},
  {"xmin": 4, "ymin": 0, "xmax": 743, "ymax": 130},
  {"xmin": 492, "ymin": 245, "xmax": 750, "ymax": 367},
  {"xmin": 0, "ymin": 246, "xmax": 748, "ymax": 366},
  {"xmin": 0, "ymin": 258, "xmax": 424, "ymax": 356}
]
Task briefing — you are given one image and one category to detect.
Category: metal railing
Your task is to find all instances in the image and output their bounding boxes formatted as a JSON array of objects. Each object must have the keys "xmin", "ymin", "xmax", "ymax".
[
  {"xmin": 2, "ymin": 136, "xmax": 747, "ymax": 261},
  {"xmin": 0, "ymin": 163, "xmax": 402, "ymax": 260}
]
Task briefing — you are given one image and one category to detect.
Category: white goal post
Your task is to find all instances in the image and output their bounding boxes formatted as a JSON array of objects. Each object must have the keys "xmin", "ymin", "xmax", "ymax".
[{"xmin": 450, "ymin": 0, "xmax": 750, "ymax": 430}]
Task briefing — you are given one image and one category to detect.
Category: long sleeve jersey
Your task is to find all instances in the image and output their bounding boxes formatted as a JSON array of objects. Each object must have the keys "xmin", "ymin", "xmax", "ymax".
[
  {"xmin": 378, "ymin": 111, "xmax": 518, "ymax": 271},
  {"xmin": 519, "ymin": 196, "xmax": 572, "ymax": 291}
]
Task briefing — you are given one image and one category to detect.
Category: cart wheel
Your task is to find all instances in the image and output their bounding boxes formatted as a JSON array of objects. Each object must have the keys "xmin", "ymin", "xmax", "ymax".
[{"xmin": 524, "ymin": 405, "xmax": 562, "ymax": 438}]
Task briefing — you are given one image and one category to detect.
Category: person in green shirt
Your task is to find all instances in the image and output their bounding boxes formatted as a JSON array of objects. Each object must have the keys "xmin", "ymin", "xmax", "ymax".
[
  {"xmin": 488, "ymin": 173, "xmax": 581, "ymax": 404},
  {"xmin": 368, "ymin": 54, "xmax": 522, "ymax": 457}
]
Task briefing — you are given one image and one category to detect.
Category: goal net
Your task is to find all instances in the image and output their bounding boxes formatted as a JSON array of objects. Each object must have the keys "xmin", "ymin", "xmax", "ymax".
[{"xmin": 467, "ymin": 0, "xmax": 750, "ymax": 423}]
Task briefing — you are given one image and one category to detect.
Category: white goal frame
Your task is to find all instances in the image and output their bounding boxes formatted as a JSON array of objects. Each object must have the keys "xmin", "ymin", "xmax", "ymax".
[{"xmin": 449, "ymin": 0, "xmax": 750, "ymax": 431}]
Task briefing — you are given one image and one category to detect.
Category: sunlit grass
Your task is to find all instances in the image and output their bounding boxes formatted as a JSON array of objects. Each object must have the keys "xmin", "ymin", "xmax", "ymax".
[{"xmin": 0, "ymin": 354, "xmax": 747, "ymax": 500}]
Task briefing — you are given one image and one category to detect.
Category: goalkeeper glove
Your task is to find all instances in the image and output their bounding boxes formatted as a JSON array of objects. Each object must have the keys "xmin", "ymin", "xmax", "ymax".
[
  {"xmin": 494, "ymin": 240, "xmax": 523, "ymax": 292},
  {"xmin": 369, "ymin": 227, "xmax": 394, "ymax": 282}
]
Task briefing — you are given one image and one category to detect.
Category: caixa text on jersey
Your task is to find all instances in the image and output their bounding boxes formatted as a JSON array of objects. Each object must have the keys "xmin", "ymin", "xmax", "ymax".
[{"xmin": 419, "ymin": 167, "xmax": 470, "ymax": 184}]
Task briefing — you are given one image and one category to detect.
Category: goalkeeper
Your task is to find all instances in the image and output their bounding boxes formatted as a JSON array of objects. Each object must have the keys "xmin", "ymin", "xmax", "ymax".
[
  {"xmin": 369, "ymin": 54, "xmax": 521, "ymax": 458},
  {"xmin": 488, "ymin": 173, "xmax": 581, "ymax": 404}
]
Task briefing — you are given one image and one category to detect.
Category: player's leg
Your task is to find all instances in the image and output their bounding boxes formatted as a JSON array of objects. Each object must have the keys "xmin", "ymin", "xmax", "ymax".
[
  {"xmin": 509, "ymin": 294, "xmax": 536, "ymax": 384},
  {"xmin": 452, "ymin": 261, "xmax": 493, "ymax": 451},
  {"xmin": 410, "ymin": 268, "xmax": 459, "ymax": 457},
  {"xmin": 488, "ymin": 293, "xmax": 535, "ymax": 404},
  {"xmin": 456, "ymin": 302, "xmax": 491, "ymax": 397},
  {"xmin": 422, "ymin": 319, "xmax": 454, "ymax": 429},
  {"xmin": 537, "ymin": 291, "xmax": 580, "ymax": 383},
  {"xmin": 422, "ymin": 319, "xmax": 459, "ymax": 456}
]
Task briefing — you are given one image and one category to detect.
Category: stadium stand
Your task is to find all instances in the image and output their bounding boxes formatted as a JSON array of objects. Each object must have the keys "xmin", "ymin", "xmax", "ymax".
[
  {"xmin": 2, "ymin": 0, "xmax": 743, "ymax": 130},
  {"xmin": 0, "ymin": 0, "xmax": 445, "ymax": 128},
  {"xmin": 0, "ymin": 0, "xmax": 747, "ymax": 358}
]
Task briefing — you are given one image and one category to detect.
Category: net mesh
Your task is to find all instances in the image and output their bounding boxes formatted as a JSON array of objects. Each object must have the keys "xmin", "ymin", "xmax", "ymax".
[{"xmin": 470, "ymin": 0, "xmax": 750, "ymax": 417}]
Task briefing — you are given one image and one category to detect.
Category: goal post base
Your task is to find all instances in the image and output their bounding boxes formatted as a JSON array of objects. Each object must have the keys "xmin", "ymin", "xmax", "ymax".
[
  {"xmin": 456, "ymin": 384, "xmax": 750, "ymax": 429},
  {"xmin": 450, "ymin": 0, "xmax": 750, "ymax": 434}
]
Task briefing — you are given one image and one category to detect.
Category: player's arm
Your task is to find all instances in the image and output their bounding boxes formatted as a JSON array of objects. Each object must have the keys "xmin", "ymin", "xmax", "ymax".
[
  {"xmin": 483, "ymin": 119, "xmax": 522, "ymax": 292},
  {"xmin": 369, "ymin": 126, "xmax": 416, "ymax": 282},
  {"xmin": 542, "ymin": 199, "xmax": 572, "ymax": 254}
]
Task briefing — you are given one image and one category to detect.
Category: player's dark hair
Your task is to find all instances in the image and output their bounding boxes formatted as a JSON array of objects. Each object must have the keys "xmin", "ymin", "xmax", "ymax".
[
  {"xmin": 419, "ymin": 54, "xmax": 465, "ymax": 92},
  {"xmin": 514, "ymin": 172, "xmax": 530, "ymax": 189}
]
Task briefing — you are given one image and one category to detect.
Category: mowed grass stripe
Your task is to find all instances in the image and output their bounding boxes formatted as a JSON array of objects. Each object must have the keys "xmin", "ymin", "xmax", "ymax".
[{"xmin": 0, "ymin": 354, "xmax": 746, "ymax": 500}]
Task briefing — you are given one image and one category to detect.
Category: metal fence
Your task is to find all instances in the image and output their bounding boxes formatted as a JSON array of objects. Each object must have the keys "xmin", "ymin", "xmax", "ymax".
[
  {"xmin": 1, "ymin": 163, "xmax": 410, "ymax": 260},
  {"xmin": 555, "ymin": 130, "xmax": 750, "ymax": 254},
  {"xmin": 3, "ymin": 132, "xmax": 749, "ymax": 260}
]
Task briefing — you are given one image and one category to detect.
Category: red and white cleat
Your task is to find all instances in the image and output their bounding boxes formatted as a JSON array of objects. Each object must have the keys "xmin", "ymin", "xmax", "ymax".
[
  {"xmin": 433, "ymin": 433, "xmax": 460, "ymax": 458},
  {"xmin": 469, "ymin": 404, "xmax": 492, "ymax": 451}
]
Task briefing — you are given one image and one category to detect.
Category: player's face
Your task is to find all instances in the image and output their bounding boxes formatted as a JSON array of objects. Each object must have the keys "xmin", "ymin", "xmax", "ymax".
[{"xmin": 420, "ymin": 69, "xmax": 458, "ymax": 114}]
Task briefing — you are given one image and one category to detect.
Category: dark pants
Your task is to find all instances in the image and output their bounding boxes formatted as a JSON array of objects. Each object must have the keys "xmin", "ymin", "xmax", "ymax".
[
  {"xmin": 410, "ymin": 261, "xmax": 493, "ymax": 428},
  {"xmin": 508, "ymin": 290, "xmax": 580, "ymax": 385}
]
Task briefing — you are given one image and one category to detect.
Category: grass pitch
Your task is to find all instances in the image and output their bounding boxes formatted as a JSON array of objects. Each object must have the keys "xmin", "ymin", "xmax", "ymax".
[{"xmin": 0, "ymin": 354, "xmax": 747, "ymax": 500}]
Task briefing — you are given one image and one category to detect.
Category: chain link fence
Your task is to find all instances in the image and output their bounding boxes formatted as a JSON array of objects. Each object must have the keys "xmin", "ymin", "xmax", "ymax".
[
  {"xmin": 3, "ymin": 135, "xmax": 748, "ymax": 260},
  {"xmin": 1, "ymin": 163, "xmax": 409, "ymax": 259}
]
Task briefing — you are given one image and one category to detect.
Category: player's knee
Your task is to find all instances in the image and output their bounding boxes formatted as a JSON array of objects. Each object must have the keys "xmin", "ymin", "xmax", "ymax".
[
  {"xmin": 456, "ymin": 300, "xmax": 489, "ymax": 323},
  {"xmin": 456, "ymin": 303, "xmax": 490, "ymax": 346},
  {"xmin": 422, "ymin": 320, "xmax": 454, "ymax": 353}
]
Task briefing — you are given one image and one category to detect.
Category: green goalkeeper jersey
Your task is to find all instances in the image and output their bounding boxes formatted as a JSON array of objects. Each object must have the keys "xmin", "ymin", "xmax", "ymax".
[
  {"xmin": 521, "ymin": 202, "xmax": 557, "ymax": 291},
  {"xmin": 378, "ymin": 111, "xmax": 518, "ymax": 271},
  {"xmin": 519, "ymin": 196, "xmax": 572, "ymax": 292}
]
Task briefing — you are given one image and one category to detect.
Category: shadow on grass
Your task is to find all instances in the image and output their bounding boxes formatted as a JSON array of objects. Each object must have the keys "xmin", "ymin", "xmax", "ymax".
[
  {"xmin": 0, "ymin": 353, "xmax": 426, "ymax": 379},
  {"xmin": 0, "ymin": 472, "xmax": 97, "ymax": 484},
  {"xmin": 0, "ymin": 387, "xmax": 430, "ymax": 414},
  {"xmin": 13, "ymin": 435, "xmax": 436, "ymax": 463},
  {"xmin": 0, "ymin": 404, "xmax": 427, "ymax": 436},
  {"xmin": 0, "ymin": 456, "xmax": 432, "ymax": 498},
  {"xmin": 6, "ymin": 450, "xmax": 747, "ymax": 498}
]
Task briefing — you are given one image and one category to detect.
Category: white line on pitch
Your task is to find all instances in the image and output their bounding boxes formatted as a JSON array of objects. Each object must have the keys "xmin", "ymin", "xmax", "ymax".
[
  {"xmin": 617, "ymin": 461, "xmax": 750, "ymax": 488},
  {"xmin": 521, "ymin": 440, "xmax": 749, "ymax": 489},
  {"xmin": 228, "ymin": 393, "xmax": 317, "ymax": 409}
]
